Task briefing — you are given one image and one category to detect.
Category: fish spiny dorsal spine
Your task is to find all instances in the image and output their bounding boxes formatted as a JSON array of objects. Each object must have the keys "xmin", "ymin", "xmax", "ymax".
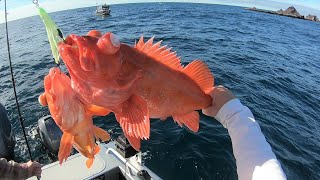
[
  {"xmin": 135, "ymin": 36, "xmax": 183, "ymax": 70},
  {"xmin": 135, "ymin": 36, "xmax": 214, "ymax": 93}
]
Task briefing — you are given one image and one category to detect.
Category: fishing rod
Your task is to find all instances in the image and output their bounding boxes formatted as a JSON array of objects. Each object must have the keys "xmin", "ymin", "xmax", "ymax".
[{"xmin": 3, "ymin": 0, "xmax": 34, "ymax": 161}]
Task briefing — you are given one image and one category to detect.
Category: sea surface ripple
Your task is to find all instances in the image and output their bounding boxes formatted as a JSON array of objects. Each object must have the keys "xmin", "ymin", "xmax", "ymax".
[{"xmin": 0, "ymin": 3, "xmax": 319, "ymax": 180}]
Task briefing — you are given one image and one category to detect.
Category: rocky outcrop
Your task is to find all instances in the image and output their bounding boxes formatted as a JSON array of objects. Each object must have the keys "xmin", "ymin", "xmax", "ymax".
[
  {"xmin": 282, "ymin": 6, "xmax": 304, "ymax": 18},
  {"xmin": 249, "ymin": 7, "xmax": 257, "ymax": 10},
  {"xmin": 247, "ymin": 6, "xmax": 319, "ymax": 22},
  {"xmin": 277, "ymin": 9, "xmax": 284, "ymax": 15},
  {"xmin": 305, "ymin": 14, "xmax": 319, "ymax": 22}
]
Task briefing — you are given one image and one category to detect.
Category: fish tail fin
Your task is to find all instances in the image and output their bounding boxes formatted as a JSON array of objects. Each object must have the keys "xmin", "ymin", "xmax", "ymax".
[
  {"xmin": 93, "ymin": 126, "xmax": 111, "ymax": 142},
  {"xmin": 173, "ymin": 111, "xmax": 200, "ymax": 132},
  {"xmin": 115, "ymin": 94, "xmax": 150, "ymax": 140},
  {"xmin": 58, "ymin": 132, "xmax": 74, "ymax": 165},
  {"xmin": 85, "ymin": 145, "xmax": 99, "ymax": 168},
  {"xmin": 182, "ymin": 60, "xmax": 214, "ymax": 93},
  {"xmin": 73, "ymin": 133, "xmax": 97, "ymax": 168}
]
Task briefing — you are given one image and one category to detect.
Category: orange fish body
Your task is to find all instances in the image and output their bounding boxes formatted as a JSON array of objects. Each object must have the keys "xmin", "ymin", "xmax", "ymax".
[
  {"xmin": 38, "ymin": 67, "xmax": 110, "ymax": 168},
  {"xmin": 58, "ymin": 30, "xmax": 214, "ymax": 150},
  {"xmin": 121, "ymin": 43, "xmax": 213, "ymax": 118}
]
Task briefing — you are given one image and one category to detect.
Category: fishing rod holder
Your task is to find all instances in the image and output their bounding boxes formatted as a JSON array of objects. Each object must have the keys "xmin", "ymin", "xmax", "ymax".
[{"xmin": 115, "ymin": 134, "xmax": 138, "ymax": 158}]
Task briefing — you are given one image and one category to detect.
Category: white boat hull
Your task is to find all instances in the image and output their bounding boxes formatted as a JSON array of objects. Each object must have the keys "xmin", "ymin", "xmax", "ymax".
[{"xmin": 28, "ymin": 141, "xmax": 161, "ymax": 180}]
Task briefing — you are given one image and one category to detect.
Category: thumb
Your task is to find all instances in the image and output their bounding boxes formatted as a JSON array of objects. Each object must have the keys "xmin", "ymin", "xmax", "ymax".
[{"xmin": 202, "ymin": 107, "xmax": 214, "ymax": 116}]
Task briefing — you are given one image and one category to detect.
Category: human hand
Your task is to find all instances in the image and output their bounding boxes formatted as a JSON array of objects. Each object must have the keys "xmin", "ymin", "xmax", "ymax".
[
  {"xmin": 202, "ymin": 86, "xmax": 236, "ymax": 117},
  {"xmin": 21, "ymin": 161, "xmax": 42, "ymax": 178}
]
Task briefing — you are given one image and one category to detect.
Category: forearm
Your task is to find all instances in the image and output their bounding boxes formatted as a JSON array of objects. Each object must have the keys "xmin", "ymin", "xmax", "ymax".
[
  {"xmin": 215, "ymin": 99, "xmax": 286, "ymax": 180},
  {"xmin": 0, "ymin": 158, "xmax": 28, "ymax": 179}
]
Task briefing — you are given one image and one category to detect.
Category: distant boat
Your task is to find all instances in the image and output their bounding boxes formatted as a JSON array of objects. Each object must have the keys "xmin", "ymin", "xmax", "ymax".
[{"xmin": 96, "ymin": 4, "xmax": 111, "ymax": 16}]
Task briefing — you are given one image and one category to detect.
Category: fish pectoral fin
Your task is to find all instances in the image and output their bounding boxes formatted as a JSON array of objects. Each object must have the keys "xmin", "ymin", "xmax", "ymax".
[
  {"xmin": 182, "ymin": 60, "xmax": 214, "ymax": 93},
  {"xmin": 87, "ymin": 104, "xmax": 111, "ymax": 116},
  {"xmin": 93, "ymin": 126, "xmax": 111, "ymax": 142},
  {"xmin": 115, "ymin": 94, "xmax": 150, "ymax": 140},
  {"xmin": 58, "ymin": 132, "xmax": 74, "ymax": 165},
  {"xmin": 173, "ymin": 111, "xmax": 200, "ymax": 132},
  {"xmin": 124, "ymin": 132, "xmax": 141, "ymax": 151}
]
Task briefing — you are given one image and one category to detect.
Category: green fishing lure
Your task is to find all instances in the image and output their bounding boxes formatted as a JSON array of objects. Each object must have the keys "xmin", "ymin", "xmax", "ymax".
[{"xmin": 38, "ymin": 7, "xmax": 63, "ymax": 64}]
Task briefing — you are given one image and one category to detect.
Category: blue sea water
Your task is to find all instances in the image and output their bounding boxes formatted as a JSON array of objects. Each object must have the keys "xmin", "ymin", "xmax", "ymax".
[{"xmin": 0, "ymin": 3, "xmax": 320, "ymax": 180}]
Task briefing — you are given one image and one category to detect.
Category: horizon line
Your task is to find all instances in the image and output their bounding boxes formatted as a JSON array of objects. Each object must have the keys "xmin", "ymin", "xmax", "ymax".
[{"xmin": 1, "ymin": 1, "xmax": 320, "ymax": 24}]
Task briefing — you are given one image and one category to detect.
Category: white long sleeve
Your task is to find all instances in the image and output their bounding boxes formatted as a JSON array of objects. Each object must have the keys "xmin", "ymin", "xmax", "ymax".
[{"xmin": 215, "ymin": 99, "xmax": 287, "ymax": 180}]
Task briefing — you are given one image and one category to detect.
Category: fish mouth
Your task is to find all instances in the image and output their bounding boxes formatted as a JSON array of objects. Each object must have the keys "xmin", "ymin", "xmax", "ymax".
[
  {"xmin": 58, "ymin": 35, "xmax": 88, "ymax": 74},
  {"xmin": 59, "ymin": 31, "xmax": 122, "ymax": 79},
  {"xmin": 62, "ymin": 34, "xmax": 97, "ymax": 60},
  {"xmin": 64, "ymin": 35, "xmax": 75, "ymax": 46},
  {"xmin": 59, "ymin": 35, "xmax": 81, "ymax": 61},
  {"xmin": 63, "ymin": 35, "xmax": 80, "ymax": 49},
  {"xmin": 63, "ymin": 34, "xmax": 100, "ymax": 47},
  {"xmin": 61, "ymin": 32, "xmax": 121, "ymax": 56}
]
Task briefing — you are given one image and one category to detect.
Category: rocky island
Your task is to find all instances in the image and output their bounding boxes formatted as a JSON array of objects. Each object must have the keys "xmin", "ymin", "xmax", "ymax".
[{"xmin": 247, "ymin": 6, "xmax": 319, "ymax": 22}]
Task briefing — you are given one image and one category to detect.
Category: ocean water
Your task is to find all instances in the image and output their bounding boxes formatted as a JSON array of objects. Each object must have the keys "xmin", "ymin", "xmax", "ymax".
[{"xmin": 0, "ymin": 3, "xmax": 319, "ymax": 180}]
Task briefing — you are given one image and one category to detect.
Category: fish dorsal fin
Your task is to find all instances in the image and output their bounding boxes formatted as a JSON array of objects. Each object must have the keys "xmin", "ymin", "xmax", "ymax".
[
  {"xmin": 182, "ymin": 60, "xmax": 214, "ymax": 93},
  {"xmin": 135, "ymin": 35, "xmax": 183, "ymax": 71}
]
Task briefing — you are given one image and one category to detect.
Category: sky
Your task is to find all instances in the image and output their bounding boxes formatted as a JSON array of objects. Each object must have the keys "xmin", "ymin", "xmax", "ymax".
[{"xmin": 0, "ymin": 0, "xmax": 320, "ymax": 23}]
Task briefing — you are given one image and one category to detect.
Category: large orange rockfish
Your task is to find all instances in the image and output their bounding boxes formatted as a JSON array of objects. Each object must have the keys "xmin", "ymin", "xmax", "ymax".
[
  {"xmin": 38, "ymin": 67, "xmax": 111, "ymax": 168},
  {"xmin": 58, "ymin": 30, "xmax": 214, "ymax": 150}
]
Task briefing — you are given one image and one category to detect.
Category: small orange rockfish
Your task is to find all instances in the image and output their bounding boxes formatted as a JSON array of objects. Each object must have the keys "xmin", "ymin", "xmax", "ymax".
[
  {"xmin": 38, "ymin": 67, "xmax": 110, "ymax": 168},
  {"xmin": 58, "ymin": 30, "xmax": 214, "ymax": 150}
]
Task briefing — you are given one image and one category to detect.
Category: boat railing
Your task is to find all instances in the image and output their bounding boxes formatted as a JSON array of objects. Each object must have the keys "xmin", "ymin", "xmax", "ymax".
[{"xmin": 106, "ymin": 148, "xmax": 141, "ymax": 176}]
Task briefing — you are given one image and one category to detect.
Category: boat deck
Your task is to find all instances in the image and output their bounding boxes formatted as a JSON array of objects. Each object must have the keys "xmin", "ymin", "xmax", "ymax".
[{"xmin": 28, "ymin": 141, "xmax": 161, "ymax": 180}]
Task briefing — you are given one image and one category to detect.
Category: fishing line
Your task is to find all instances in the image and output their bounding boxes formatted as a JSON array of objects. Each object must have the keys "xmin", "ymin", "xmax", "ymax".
[{"xmin": 3, "ymin": 0, "xmax": 34, "ymax": 161}]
